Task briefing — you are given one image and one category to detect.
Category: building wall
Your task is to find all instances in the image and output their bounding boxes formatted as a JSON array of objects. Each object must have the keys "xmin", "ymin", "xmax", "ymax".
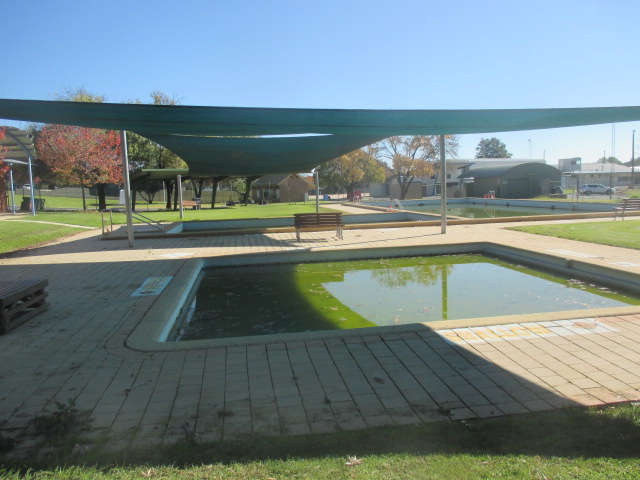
[
  {"xmin": 465, "ymin": 163, "xmax": 561, "ymax": 199},
  {"xmin": 251, "ymin": 176, "xmax": 309, "ymax": 203},
  {"xmin": 390, "ymin": 181, "xmax": 422, "ymax": 200},
  {"xmin": 279, "ymin": 176, "xmax": 308, "ymax": 202}
]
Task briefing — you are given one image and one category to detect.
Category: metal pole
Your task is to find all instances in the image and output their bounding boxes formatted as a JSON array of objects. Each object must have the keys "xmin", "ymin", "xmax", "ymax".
[
  {"xmin": 120, "ymin": 130, "xmax": 134, "ymax": 248},
  {"xmin": 9, "ymin": 167, "xmax": 16, "ymax": 213},
  {"xmin": 178, "ymin": 175, "xmax": 184, "ymax": 219},
  {"xmin": 632, "ymin": 130, "xmax": 635, "ymax": 189},
  {"xmin": 315, "ymin": 168, "xmax": 320, "ymax": 213},
  {"xmin": 439, "ymin": 135, "xmax": 447, "ymax": 234},
  {"xmin": 27, "ymin": 155, "xmax": 35, "ymax": 216}
]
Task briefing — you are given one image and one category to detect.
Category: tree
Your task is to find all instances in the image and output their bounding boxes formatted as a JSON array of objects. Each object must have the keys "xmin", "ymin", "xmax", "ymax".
[
  {"xmin": 318, "ymin": 149, "xmax": 385, "ymax": 200},
  {"xmin": 36, "ymin": 124, "xmax": 121, "ymax": 210},
  {"xmin": 34, "ymin": 89, "xmax": 122, "ymax": 210},
  {"xmin": 475, "ymin": 137, "xmax": 512, "ymax": 158},
  {"xmin": 597, "ymin": 156, "xmax": 621, "ymax": 164},
  {"xmin": 372, "ymin": 135, "xmax": 459, "ymax": 200}
]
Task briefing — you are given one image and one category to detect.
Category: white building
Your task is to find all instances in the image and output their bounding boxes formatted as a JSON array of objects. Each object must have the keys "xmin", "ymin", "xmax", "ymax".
[{"xmin": 558, "ymin": 157, "xmax": 636, "ymax": 189}]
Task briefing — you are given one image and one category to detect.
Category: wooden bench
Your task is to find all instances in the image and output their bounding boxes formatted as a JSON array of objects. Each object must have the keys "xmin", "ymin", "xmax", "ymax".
[
  {"xmin": 294, "ymin": 212, "xmax": 344, "ymax": 241},
  {"xmin": 0, "ymin": 280, "xmax": 49, "ymax": 334},
  {"xmin": 614, "ymin": 198, "xmax": 640, "ymax": 220},
  {"xmin": 181, "ymin": 199, "xmax": 202, "ymax": 210}
]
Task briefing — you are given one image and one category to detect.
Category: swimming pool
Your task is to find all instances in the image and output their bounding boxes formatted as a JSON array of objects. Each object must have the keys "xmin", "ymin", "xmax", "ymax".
[
  {"xmin": 126, "ymin": 243, "xmax": 640, "ymax": 351},
  {"xmin": 365, "ymin": 198, "xmax": 613, "ymax": 219},
  {"xmin": 173, "ymin": 254, "xmax": 640, "ymax": 341}
]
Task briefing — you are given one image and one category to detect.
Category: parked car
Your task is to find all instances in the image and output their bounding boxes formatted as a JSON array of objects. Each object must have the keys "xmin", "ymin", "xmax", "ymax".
[
  {"xmin": 22, "ymin": 184, "xmax": 31, "ymax": 190},
  {"xmin": 579, "ymin": 184, "xmax": 615, "ymax": 195}
]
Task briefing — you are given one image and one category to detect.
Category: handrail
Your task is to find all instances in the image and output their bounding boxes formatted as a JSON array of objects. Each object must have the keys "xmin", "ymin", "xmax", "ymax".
[
  {"xmin": 393, "ymin": 198, "xmax": 405, "ymax": 210},
  {"xmin": 101, "ymin": 208, "xmax": 167, "ymax": 237}
]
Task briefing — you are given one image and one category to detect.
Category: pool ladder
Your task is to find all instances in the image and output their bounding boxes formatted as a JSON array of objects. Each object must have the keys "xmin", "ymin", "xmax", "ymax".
[{"xmin": 393, "ymin": 199, "xmax": 405, "ymax": 210}]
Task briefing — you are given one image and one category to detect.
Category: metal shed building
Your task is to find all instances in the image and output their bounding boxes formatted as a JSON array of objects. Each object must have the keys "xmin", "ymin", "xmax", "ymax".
[{"xmin": 460, "ymin": 162, "xmax": 562, "ymax": 199}]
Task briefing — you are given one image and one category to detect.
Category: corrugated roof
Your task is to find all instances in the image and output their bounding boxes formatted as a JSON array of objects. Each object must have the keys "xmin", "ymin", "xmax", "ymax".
[
  {"xmin": 252, "ymin": 173, "xmax": 296, "ymax": 186},
  {"xmin": 460, "ymin": 162, "xmax": 560, "ymax": 179}
]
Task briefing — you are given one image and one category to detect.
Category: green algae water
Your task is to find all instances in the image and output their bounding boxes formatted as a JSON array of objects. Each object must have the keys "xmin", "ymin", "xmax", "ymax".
[{"xmin": 175, "ymin": 255, "xmax": 640, "ymax": 340}]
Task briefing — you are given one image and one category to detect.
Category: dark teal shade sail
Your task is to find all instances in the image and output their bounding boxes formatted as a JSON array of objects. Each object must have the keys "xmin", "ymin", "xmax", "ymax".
[
  {"xmin": 141, "ymin": 133, "xmax": 383, "ymax": 176},
  {"xmin": 2, "ymin": 99, "xmax": 640, "ymax": 136},
  {"xmin": 2, "ymin": 98, "xmax": 640, "ymax": 176}
]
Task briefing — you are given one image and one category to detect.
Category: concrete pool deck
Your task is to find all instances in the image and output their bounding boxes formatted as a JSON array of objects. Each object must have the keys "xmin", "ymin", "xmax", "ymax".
[{"xmin": 1, "ymin": 214, "xmax": 640, "ymax": 456}]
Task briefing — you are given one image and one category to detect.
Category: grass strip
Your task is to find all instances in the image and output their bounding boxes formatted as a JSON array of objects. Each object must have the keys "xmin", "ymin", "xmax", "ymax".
[
  {"xmin": 2, "ymin": 404, "xmax": 639, "ymax": 479},
  {"xmin": 0, "ymin": 221, "xmax": 86, "ymax": 255},
  {"xmin": 510, "ymin": 219, "xmax": 640, "ymax": 249}
]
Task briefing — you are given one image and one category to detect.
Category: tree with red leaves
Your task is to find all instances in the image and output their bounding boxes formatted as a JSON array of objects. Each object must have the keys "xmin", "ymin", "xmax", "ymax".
[{"xmin": 36, "ymin": 124, "xmax": 121, "ymax": 210}]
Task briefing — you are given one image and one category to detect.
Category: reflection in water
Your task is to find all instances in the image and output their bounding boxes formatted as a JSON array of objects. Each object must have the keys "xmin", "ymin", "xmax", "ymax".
[{"xmin": 321, "ymin": 256, "xmax": 637, "ymax": 326}]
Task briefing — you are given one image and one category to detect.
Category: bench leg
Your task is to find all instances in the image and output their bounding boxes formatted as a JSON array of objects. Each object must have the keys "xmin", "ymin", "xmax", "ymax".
[
  {"xmin": 337, "ymin": 226, "xmax": 343, "ymax": 240},
  {"xmin": 296, "ymin": 229, "xmax": 301, "ymax": 241}
]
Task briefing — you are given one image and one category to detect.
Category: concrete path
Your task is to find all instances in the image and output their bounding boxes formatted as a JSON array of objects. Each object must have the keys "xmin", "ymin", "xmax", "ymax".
[{"xmin": 1, "ymin": 216, "xmax": 639, "ymax": 455}]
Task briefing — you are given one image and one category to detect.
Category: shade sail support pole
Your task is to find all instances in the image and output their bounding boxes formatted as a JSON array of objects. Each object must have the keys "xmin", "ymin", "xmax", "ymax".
[
  {"xmin": 315, "ymin": 167, "xmax": 320, "ymax": 213},
  {"xmin": 8, "ymin": 166, "xmax": 16, "ymax": 214},
  {"xmin": 120, "ymin": 130, "xmax": 134, "ymax": 248},
  {"xmin": 439, "ymin": 134, "xmax": 447, "ymax": 234},
  {"xmin": 178, "ymin": 175, "xmax": 184, "ymax": 219}
]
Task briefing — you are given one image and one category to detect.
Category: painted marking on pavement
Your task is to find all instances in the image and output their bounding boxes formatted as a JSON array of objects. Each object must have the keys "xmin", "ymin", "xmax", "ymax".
[
  {"xmin": 158, "ymin": 252, "xmax": 193, "ymax": 258},
  {"xmin": 131, "ymin": 276, "xmax": 173, "ymax": 296},
  {"xmin": 547, "ymin": 249, "xmax": 601, "ymax": 259},
  {"xmin": 610, "ymin": 261, "xmax": 640, "ymax": 267},
  {"xmin": 437, "ymin": 319, "xmax": 616, "ymax": 345}
]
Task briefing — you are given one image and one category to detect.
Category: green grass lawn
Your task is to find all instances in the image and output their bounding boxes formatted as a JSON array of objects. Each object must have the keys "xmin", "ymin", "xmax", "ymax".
[
  {"xmin": 510, "ymin": 219, "xmax": 640, "ymax": 249},
  {"xmin": 0, "ymin": 221, "xmax": 87, "ymax": 255},
  {"xmin": 2, "ymin": 404, "xmax": 639, "ymax": 479},
  {"xmin": 0, "ymin": 204, "xmax": 337, "ymax": 253}
]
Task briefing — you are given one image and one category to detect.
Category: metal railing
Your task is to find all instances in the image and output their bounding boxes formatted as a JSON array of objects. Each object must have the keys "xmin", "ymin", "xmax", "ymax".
[{"xmin": 101, "ymin": 208, "xmax": 167, "ymax": 237}]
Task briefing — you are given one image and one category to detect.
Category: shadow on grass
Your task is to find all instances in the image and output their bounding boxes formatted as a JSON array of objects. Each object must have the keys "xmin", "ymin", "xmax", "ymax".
[
  {"xmin": 115, "ymin": 404, "xmax": 639, "ymax": 466},
  {"xmin": 4, "ymin": 404, "xmax": 640, "ymax": 470}
]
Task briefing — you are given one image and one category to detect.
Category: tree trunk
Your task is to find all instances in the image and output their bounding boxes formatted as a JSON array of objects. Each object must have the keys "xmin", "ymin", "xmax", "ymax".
[
  {"xmin": 194, "ymin": 179, "xmax": 204, "ymax": 198},
  {"xmin": 211, "ymin": 177, "xmax": 220, "ymax": 208},
  {"xmin": 96, "ymin": 183, "xmax": 107, "ymax": 210},
  {"xmin": 81, "ymin": 183, "xmax": 87, "ymax": 210},
  {"xmin": 165, "ymin": 180, "xmax": 174, "ymax": 210},
  {"xmin": 346, "ymin": 185, "xmax": 355, "ymax": 202}
]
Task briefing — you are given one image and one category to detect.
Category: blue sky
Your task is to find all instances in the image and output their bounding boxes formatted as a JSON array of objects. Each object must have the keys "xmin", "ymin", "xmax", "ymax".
[{"xmin": 2, "ymin": 0, "xmax": 639, "ymax": 165}]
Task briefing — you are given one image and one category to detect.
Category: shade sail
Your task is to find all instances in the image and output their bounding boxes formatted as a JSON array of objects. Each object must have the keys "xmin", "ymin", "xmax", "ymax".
[
  {"xmin": 1, "ymin": 99, "xmax": 640, "ymax": 136},
  {"xmin": 140, "ymin": 133, "xmax": 383, "ymax": 176},
  {"xmin": 2, "ymin": 98, "xmax": 640, "ymax": 177}
]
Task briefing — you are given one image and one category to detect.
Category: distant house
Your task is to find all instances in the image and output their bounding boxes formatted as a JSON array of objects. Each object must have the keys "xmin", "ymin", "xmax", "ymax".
[{"xmin": 251, "ymin": 173, "xmax": 310, "ymax": 203}]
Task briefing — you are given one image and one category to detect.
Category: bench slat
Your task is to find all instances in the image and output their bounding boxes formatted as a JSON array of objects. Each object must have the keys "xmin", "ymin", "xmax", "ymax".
[{"xmin": 294, "ymin": 213, "xmax": 343, "ymax": 240}]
